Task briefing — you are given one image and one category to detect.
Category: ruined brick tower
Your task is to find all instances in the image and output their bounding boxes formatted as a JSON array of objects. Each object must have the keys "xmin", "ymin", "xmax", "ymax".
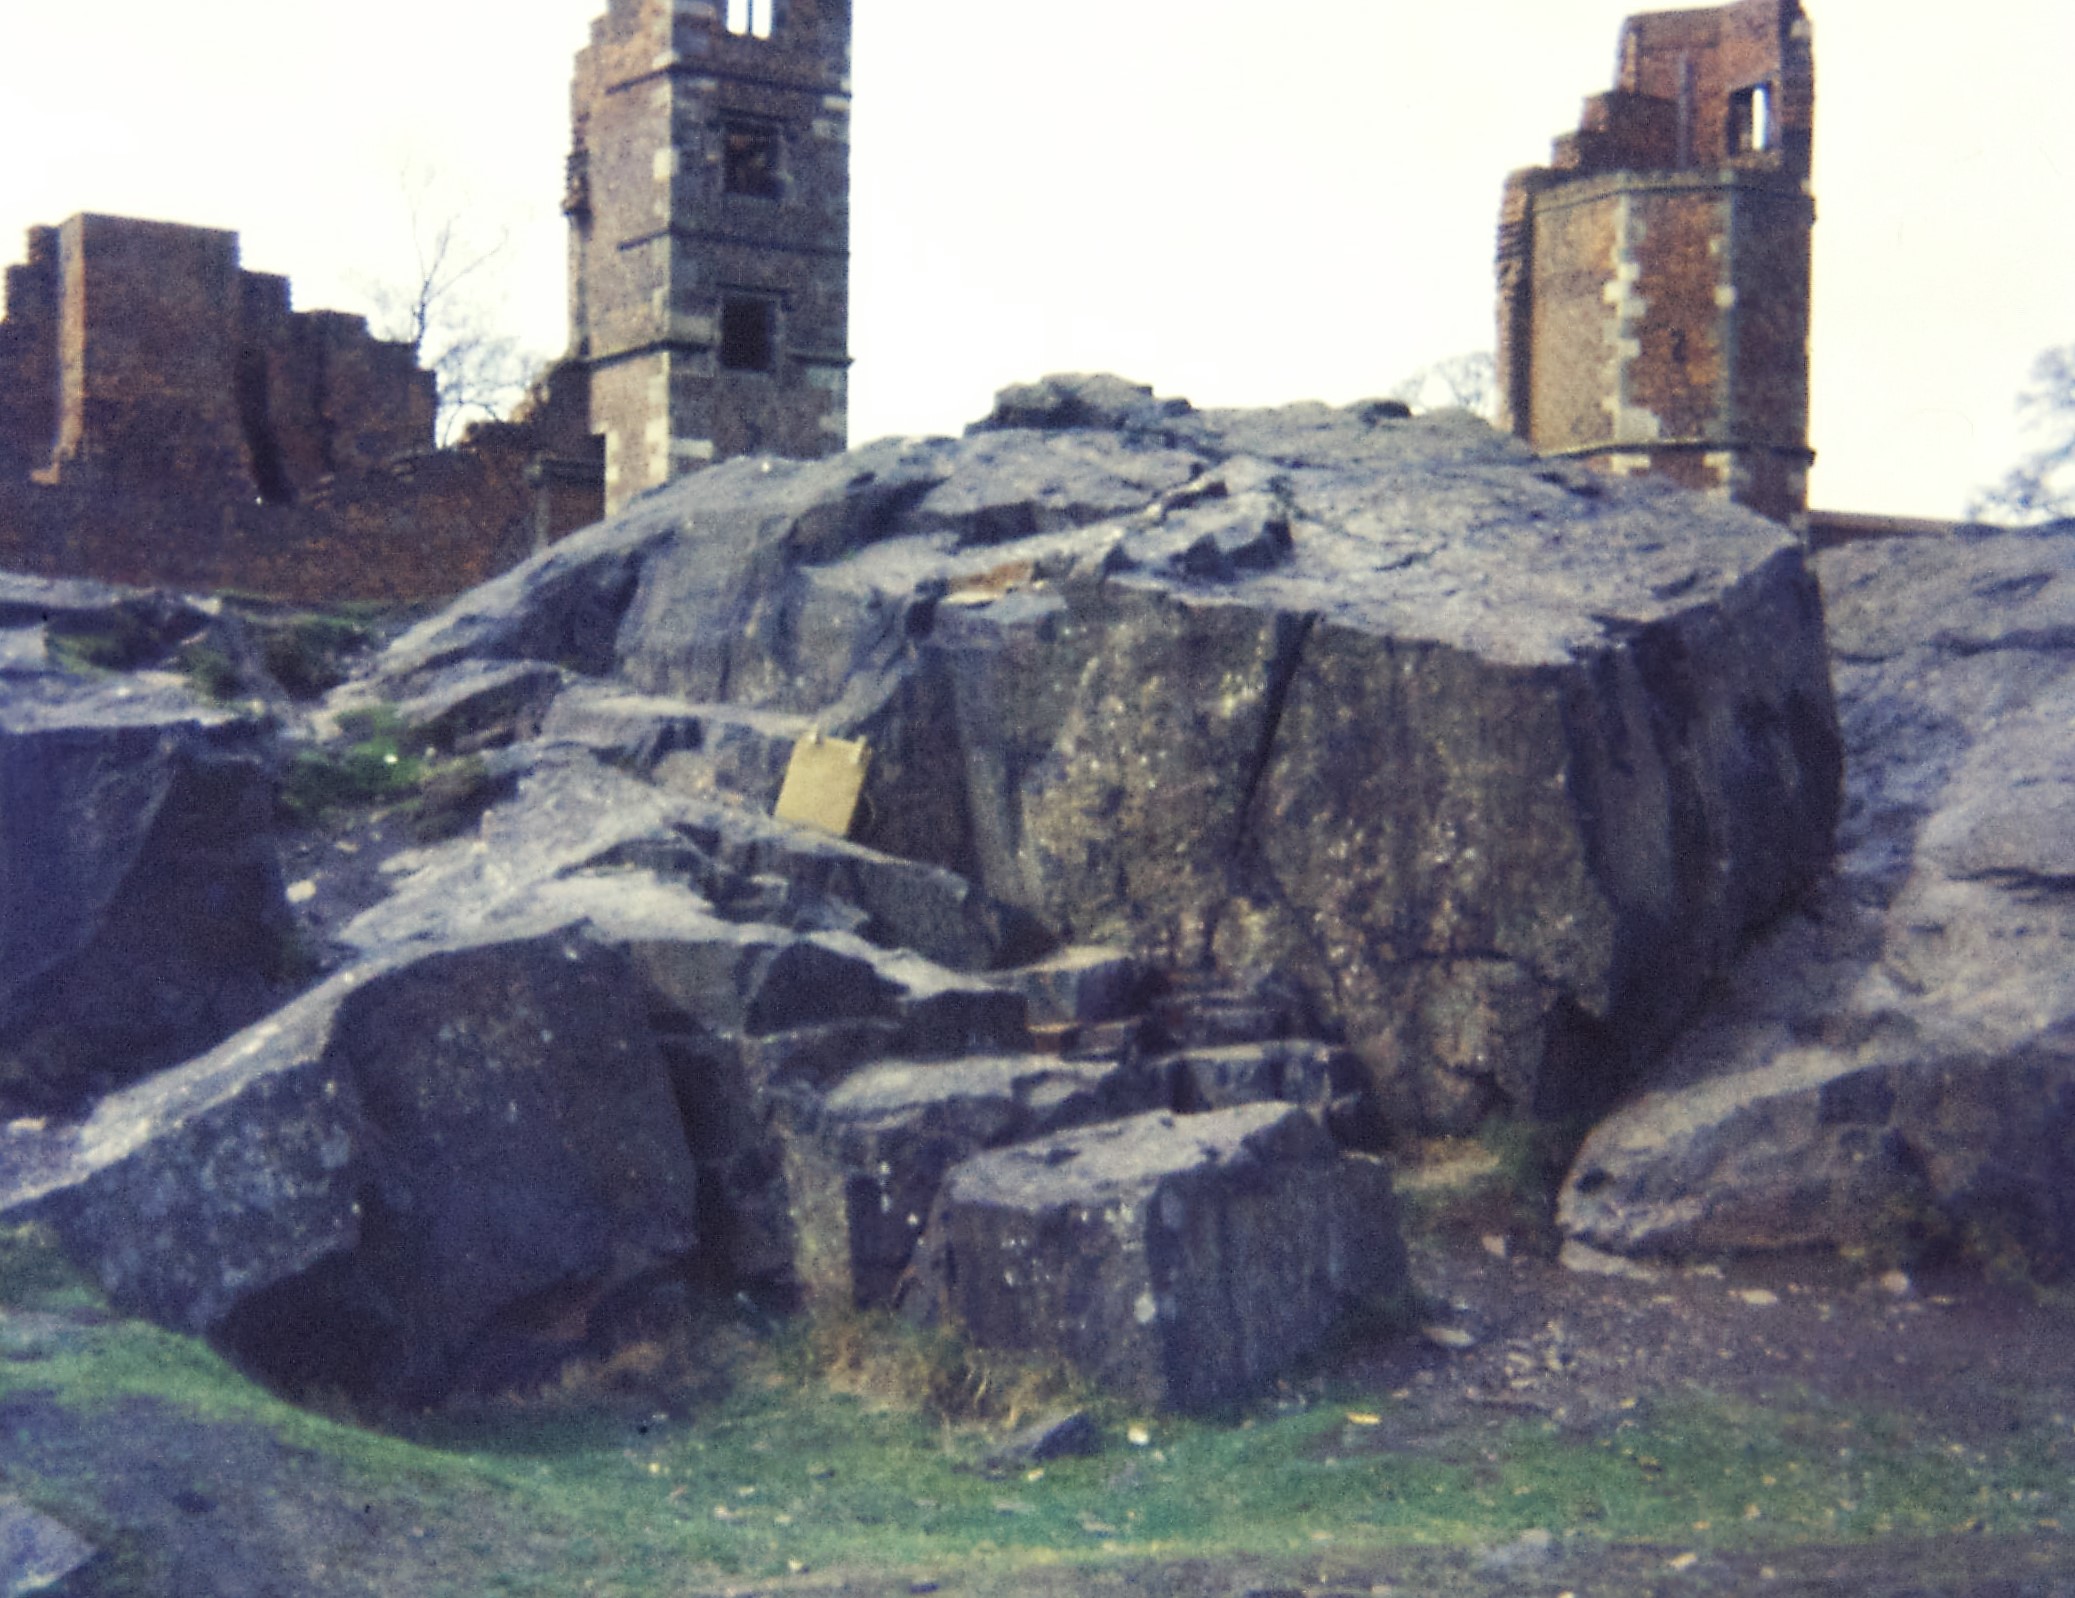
[
  {"xmin": 1496, "ymin": 0, "xmax": 1814, "ymax": 526},
  {"xmin": 567, "ymin": 0, "xmax": 851, "ymax": 513}
]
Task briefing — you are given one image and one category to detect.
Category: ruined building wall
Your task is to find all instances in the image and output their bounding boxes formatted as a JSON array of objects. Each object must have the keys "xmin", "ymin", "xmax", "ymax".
[
  {"xmin": 0, "ymin": 228, "xmax": 58, "ymax": 482},
  {"xmin": 0, "ymin": 215, "xmax": 599, "ymax": 602},
  {"xmin": 44, "ymin": 216, "xmax": 258, "ymax": 495},
  {"xmin": 0, "ymin": 214, "xmax": 438, "ymax": 504},
  {"xmin": 1496, "ymin": 0, "xmax": 1814, "ymax": 526},
  {"xmin": 569, "ymin": 0, "xmax": 851, "ymax": 513}
]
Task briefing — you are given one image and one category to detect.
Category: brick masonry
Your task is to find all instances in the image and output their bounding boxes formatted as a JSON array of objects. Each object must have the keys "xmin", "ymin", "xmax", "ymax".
[
  {"xmin": 567, "ymin": 0, "xmax": 851, "ymax": 513},
  {"xmin": 0, "ymin": 216, "xmax": 603, "ymax": 602},
  {"xmin": 1496, "ymin": 0, "xmax": 1815, "ymax": 527}
]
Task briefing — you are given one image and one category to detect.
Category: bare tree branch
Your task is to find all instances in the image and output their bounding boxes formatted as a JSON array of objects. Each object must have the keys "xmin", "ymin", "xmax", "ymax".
[
  {"xmin": 365, "ymin": 172, "xmax": 545, "ymax": 446},
  {"xmin": 1389, "ymin": 352, "xmax": 1499, "ymax": 421},
  {"xmin": 1971, "ymin": 344, "xmax": 2075, "ymax": 524}
]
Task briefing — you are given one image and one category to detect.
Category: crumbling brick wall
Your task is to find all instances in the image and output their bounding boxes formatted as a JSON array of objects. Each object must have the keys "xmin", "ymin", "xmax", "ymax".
[
  {"xmin": 0, "ymin": 214, "xmax": 438, "ymax": 503},
  {"xmin": 0, "ymin": 216, "xmax": 604, "ymax": 602},
  {"xmin": 568, "ymin": 0, "xmax": 851, "ymax": 512},
  {"xmin": 1496, "ymin": 0, "xmax": 1815, "ymax": 526},
  {"xmin": 0, "ymin": 228, "xmax": 59, "ymax": 483}
]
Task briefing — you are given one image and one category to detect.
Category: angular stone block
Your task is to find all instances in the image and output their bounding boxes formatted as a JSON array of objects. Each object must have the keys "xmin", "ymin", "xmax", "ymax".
[
  {"xmin": 910, "ymin": 1104, "xmax": 1406, "ymax": 1410},
  {"xmin": 1559, "ymin": 528, "xmax": 2075, "ymax": 1276},
  {"xmin": 786, "ymin": 1051, "xmax": 1164, "ymax": 1308}
]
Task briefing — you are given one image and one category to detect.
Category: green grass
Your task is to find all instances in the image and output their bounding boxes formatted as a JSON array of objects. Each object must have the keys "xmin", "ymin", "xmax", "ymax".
[
  {"xmin": 3, "ymin": 1216, "xmax": 2070, "ymax": 1594},
  {"xmin": 177, "ymin": 640, "xmax": 245, "ymax": 702},
  {"xmin": 277, "ymin": 706, "xmax": 429, "ymax": 822}
]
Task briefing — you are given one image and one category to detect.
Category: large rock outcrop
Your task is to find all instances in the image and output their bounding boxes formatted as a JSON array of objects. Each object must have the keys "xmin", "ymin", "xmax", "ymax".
[
  {"xmin": 0, "ymin": 376, "xmax": 1852, "ymax": 1408},
  {"xmin": 1559, "ymin": 525, "xmax": 2075, "ymax": 1275},
  {"xmin": 366, "ymin": 375, "xmax": 1841, "ymax": 1132}
]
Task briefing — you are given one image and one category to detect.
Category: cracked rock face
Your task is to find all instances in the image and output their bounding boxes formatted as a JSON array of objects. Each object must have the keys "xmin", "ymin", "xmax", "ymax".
[
  {"xmin": 1559, "ymin": 525, "xmax": 2075, "ymax": 1275},
  {"xmin": 369, "ymin": 376, "xmax": 1840, "ymax": 1132},
  {"xmin": 0, "ymin": 671, "xmax": 291, "ymax": 1117}
]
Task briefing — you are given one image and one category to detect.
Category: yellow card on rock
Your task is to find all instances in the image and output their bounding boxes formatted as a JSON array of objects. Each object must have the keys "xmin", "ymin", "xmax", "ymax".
[{"xmin": 773, "ymin": 732, "xmax": 872, "ymax": 838}]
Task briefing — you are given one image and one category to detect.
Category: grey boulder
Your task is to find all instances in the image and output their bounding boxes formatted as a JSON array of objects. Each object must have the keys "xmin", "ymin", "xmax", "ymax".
[
  {"xmin": 368, "ymin": 375, "xmax": 1842, "ymax": 1133},
  {"xmin": 0, "ymin": 916, "xmax": 700, "ymax": 1407},
  {"xmin": 786, "ymin": 1050, "xmax": 1167, "ymax": 1309},
  {"xmin": 906, "ymin": 1103, "xmax": 1405, "ymax": 1411},
  {"xmin": 1560, "ymin": 525, "xmax": 2075, "ymax": 1275}
]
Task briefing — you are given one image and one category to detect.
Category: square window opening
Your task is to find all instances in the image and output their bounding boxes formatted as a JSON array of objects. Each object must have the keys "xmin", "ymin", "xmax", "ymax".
[
  {"xmin": 723, "ymin": 123, "xmax": 783, "ymax": 199},
  {"xmin": 725, "ymin": 0, "xmax": 773, "ymax": 39},
  {"xmin": 719, "ymin": 295, "xmax": 778, "ymax": 373}
]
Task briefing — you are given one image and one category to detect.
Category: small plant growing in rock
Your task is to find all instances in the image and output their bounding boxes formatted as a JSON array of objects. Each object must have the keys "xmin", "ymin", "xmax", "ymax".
[
  {"xmin": 177, "ymin": 640, "xmax": 245, "ymax": 702},
  {"xmin": 46, "ymin": 617, "xmax": 155, "ymax": 675},
  {"xmin": 278, "ymin": 707, "xmax": 427, "ymax": 822}
]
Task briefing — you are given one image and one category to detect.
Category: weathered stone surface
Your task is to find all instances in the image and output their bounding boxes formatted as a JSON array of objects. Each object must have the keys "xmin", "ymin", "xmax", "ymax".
[
  {"xmin": 907, "ymin": 1104, "xmax": 1405, "ymax": 1411},
  {"xmin": 0, "ymin": 675, "xmax": 291, "ymax": 1116},
  {"xmin": 378, "ymin": 658, "xmax": 570, "ymax": 755},
  {"xmin": 1157, "ymin": 1039, "xmax": 1373, "ymax": 1127},
  {"xmin": 1559, "ymin": 526, "xmax": 2075, "ymax": 1274},
  {"xmin": 349, "ymin": 747, "xmax": 1043, "ymax": 975},
  {"xmin": 0, "ymin": 918, "xmax": 700, "ymax": 1406},
  {"xmin": 972, "ymin": 373, "xmax": 1194, "ymax": 436},
  {"xmin": 1003, "ymin": 945, "xmax": 1147, "ymax": 1026},
  {"xmin": 0, "ymin": 1494, "xmax": 96, "ymax": 1596},
  {"xmin": 0, "ymin": 572, "xmax": 211, "ymax": 671},
  {"xmin": 356, "ymin": 843, "xmax": 1040, "ymax": 1307},
  {"xmin": 374, "ymin": 503, "xmax": 682, "ymax": 683},
  {"xmin": 366, "ymin": 377, "xmax": 1838, "ymax": 1132},
  {"xmin": 787, "ymin": 1051, "xmax": 1166, "ymax": 1308},
  {"xmin": 540, "ymin": 683, "xmax": 812, "ymax": 807}
]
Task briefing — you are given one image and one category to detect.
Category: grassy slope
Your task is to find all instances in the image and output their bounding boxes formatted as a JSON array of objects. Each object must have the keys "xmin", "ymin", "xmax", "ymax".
[{"xmin": 4, "ymin": 1211, "xmax": 2072, "ymax": 1597}]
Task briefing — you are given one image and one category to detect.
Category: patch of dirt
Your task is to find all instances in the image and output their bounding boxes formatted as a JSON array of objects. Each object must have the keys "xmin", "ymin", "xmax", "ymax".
[
  {"xmin": 1353, "ymin": 1220, "xmax": 2075, "ymax": 1460},
  {"xmin": 273, "ymin": 811, "xmax": 422, "ymax": 971},
  {"xmin": 0, "ymin": 1390, "xmax": 546, "ymax": 1598}
]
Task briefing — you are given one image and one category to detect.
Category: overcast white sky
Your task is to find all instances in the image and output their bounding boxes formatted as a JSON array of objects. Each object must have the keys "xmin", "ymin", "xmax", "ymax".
[{"xmin": 1, "ymin": 0, "xmax": 2069, "ymax": 517}]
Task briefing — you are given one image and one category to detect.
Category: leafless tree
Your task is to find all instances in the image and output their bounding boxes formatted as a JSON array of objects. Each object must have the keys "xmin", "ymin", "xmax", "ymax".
[
  {"xmin": 1972, "ymin": 344, "xmax": 2075, "ymax": 524},
  {"xmin": 366, "ymin": 178, "xmax": 544, "ymax": 446},
  {"xmin": 1390, "ymin": 351, "xmax": 1499, "ymax": 421}
]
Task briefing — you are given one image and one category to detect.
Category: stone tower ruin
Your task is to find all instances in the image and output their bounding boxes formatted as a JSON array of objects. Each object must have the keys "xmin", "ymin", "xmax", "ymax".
[
  {"xmin": 566, "ymin": 0, "xmax": 851, "ymax": 513},
  {"xmin": 1495, "ymin": 0, "xmax": 1814, "ymax": 526}
]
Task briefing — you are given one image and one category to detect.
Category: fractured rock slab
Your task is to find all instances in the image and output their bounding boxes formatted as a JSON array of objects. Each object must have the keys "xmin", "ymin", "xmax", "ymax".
[
  {"xmin": 786, "ymin": 1051, "xmax": 1167, "ymax": 1308},
  {"xmin": 907, "ymin": 1104, "xmax": 1405, "ymax": 1410},
  {"xmin": 0, "ymin": 917, "xmax": 700, "ymax": 1407}
]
